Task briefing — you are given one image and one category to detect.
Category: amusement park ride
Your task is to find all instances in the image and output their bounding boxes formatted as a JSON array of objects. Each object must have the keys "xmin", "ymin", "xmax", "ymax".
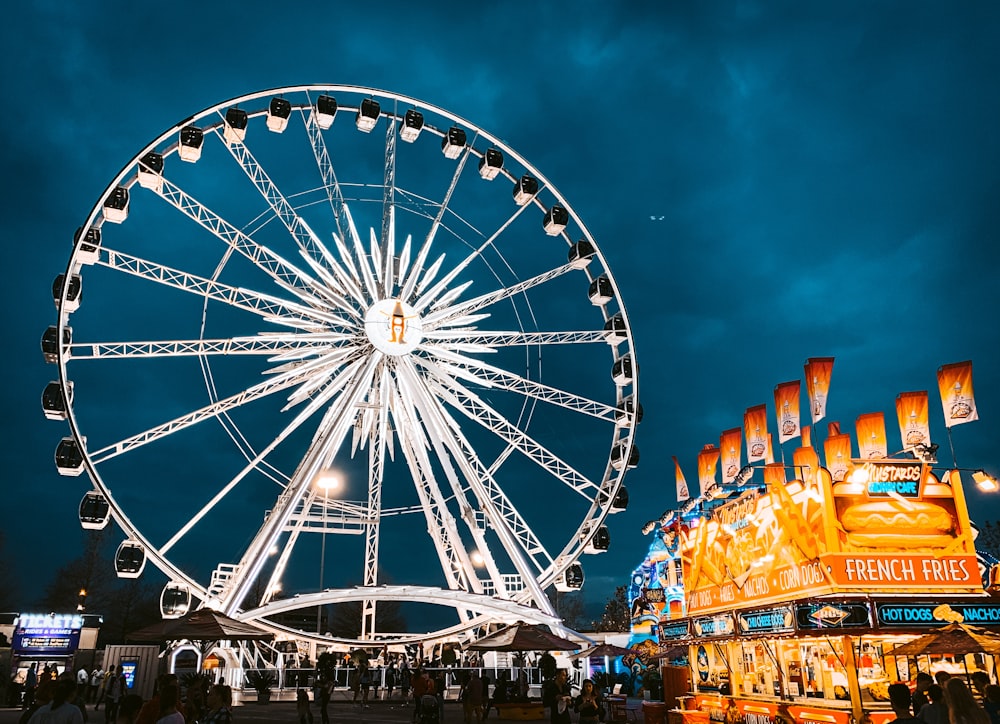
[{"xmin": 42, "ymin": 86, "xmax": 641, "ymax": 659}]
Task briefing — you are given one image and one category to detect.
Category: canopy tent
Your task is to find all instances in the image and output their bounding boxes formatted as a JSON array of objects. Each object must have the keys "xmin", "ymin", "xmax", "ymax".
[
  {"xmin": 465, "ymin": 622, "xmax": 581, "ymax": 652},
  {"xmin": 127, "ymin": 608, "xmax": 273, "ymax": 642}
]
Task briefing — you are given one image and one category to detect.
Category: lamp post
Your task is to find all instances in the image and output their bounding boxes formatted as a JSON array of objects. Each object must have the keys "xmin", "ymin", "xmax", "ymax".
[{"xmin": 317, "ymin": 472, "xmax": 340, "ymax": 634}]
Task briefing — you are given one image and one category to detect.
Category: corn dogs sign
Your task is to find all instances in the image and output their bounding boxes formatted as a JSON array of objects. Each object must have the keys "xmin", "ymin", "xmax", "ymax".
[{"xmin": 680, "ymin": 461, "xmax": 979, "ymax": 615}]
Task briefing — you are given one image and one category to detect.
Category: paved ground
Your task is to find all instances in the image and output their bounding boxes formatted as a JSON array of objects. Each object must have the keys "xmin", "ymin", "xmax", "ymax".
[{"xmin": 0, "ymin": 697, "xmax": 649, "ymax": 723}]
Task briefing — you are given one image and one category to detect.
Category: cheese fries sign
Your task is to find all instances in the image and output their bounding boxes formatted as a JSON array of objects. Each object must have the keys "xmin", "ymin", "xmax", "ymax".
[{"xmin": 680, "ymin": 460, "xmax": 979, "ymax": 615}]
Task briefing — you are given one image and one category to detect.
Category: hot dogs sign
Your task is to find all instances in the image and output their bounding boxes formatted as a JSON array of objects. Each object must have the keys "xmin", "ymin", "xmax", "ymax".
[{"xmin": 679, "ymin": 459, "xmax": 979, "ymax": 615}]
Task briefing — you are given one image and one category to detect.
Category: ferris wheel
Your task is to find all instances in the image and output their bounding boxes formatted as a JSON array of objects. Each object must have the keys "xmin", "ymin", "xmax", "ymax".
[{"xmin": 44, "ymin": 85, "xmax": 640, "ymax": 646}]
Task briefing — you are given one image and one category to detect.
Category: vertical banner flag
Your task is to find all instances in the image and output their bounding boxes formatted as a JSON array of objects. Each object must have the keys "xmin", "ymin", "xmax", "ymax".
[
  {"xmin": 937, "ymin": 361, "xmax": 978, "ymax": 427},
  {"xmin": 720, "ymin": 428, "xmax": 743, "ymax": 483},
  {"xmin": 896, "ymin": 391, "xmax": 931, "ymax": 451},
  {"xmin": 856, "ymin": 412, "xmax": 888, "ymax": 459},
  {"xmin": 697, "ymin": 444, "xmax": 720, "ymax": 494},
  {"xmin": 793, "ymin": 439, "xmax": 820, "ymax": 486},
  {"xmin": 763, "ymin": 462, "xmax": 786, "ymax": 487},
  {"xmin": 804, "ymin": 357, "xmax": 835, "ymax": 423},
  {"xmin": 824, "ymin": 434, "xmax": 853, "ymax": 482},
  {"xmin": 673, "ymin": 456, "xmax": 690, "ymax": 502},
  {"xmin": 774, "ymin": 380, "xmax": 802, "ymax": 444},
  {"xmin": 744, "ymin": 405, "xmax": 769, "ymax": 463},
  {"xmin": 766, "ymin": 434, "xmax": 775, "ymax": 464}
]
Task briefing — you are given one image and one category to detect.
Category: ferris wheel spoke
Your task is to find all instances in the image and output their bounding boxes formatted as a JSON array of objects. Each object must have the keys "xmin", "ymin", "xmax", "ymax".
[
  {"xmin": 151, "ymin": 175, "xmax": 355, "ymax": 315},
  {"xmin": 222, "ymin": 352, "xmax": 384, "ymax": 614},
  {"xmin": 300, "ymin": 100, "xmax": 351, "ymax": 255},
  {"xmin": 397, "ymin": 147, "xmax": 471, "ymax": 303},
  {"xmin": 159, "ymin": 369, "xmax": 352, "ymax": 555},
  {"xmin": 412, "ymin": 200, "xmax": 535, "ymax": 314},
  {"xmin": 416, "ymin": 350, "xmax": 617, "ymax": 422},
  {"xmin": 96, "ymin": 246, "xmax": 351, "ymax": 332},
  {"xmin": 216, "ymin": 129, "xmax": 362, "ymax": 307},
  {"xmin": 90, "ymin": 351, "xmax": 360, "ymax": 464},
  {"xmin": 380, "ymin": 110, "xmax": 397, "ymax": 252},
  {"xmin": 398, "ymin": 363, "xmax": 555, "ymax": 611},
  {"xmin": 423, "ymin": 330, "xmax": 606, "ymax": 348},
  {"xmin": 423, "ymin": 367, "xmax": 600, "ymax": 500},
  {"xmin": 422, "ymin": 262, "xmax": 579, "ymax": 329},
  {"xmin": 66, "ymin": 335, "xmax": 343, "ymax": 361},
  {"xmin": 388, "ymin": 374, "xmax": 480, "ymax": 594}
]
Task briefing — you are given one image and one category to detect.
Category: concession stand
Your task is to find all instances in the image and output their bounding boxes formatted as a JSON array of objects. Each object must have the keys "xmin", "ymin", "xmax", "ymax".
[{"xmin": 657, "ymin": 449, "xmax": 998, "ymax": 724}]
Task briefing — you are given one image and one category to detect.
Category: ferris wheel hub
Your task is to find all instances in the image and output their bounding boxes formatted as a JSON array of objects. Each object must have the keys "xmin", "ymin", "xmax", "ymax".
[{"xmin": 364, "ymin": 299, "xmax": 424, "ymax": 355}]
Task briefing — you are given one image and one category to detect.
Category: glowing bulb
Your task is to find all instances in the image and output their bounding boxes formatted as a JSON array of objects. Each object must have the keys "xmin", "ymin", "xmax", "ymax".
[{"xmin": 470, "ymin": 551, "xmax": 485, "ymax": 567}]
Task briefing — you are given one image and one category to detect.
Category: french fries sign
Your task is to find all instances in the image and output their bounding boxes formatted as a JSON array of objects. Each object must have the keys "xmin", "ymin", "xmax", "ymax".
[{"xmin": 680, "ymin": 461, "xmax": 979, "ymax": 615}]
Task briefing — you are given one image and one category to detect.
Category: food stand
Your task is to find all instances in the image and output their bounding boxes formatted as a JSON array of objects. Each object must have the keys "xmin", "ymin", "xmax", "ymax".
[{"xmin": 656, "ymin": 451, "xmax": 997, "ymax": 724}]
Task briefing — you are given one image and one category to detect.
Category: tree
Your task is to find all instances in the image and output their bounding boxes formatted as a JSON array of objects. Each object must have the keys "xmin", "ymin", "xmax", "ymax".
[
  {"xmin": 977, "ymin": 520, "xmax": 1000, "ymax": 561},
  {"xmin": 39, "ymin": 529, "xmax": 117, "ymax": 613},
  {"xmin": 98, "ymin": 579, "xmax": 161, "ymax": 646},
  {"xmin": 592, "ymin": 585, "xmax": 630, "ymax": 632}
]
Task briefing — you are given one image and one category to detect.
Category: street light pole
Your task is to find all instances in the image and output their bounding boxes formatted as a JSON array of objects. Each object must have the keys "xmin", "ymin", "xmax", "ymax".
[{"xmin": 317, "ymin": 473, "xmax": 340, "ymax": 634}]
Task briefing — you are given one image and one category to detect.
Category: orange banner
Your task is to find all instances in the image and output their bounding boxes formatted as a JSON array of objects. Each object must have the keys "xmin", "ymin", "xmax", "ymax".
[
  {"xmin": 673, "ymin": 455, "xmax": 690, "ymax": 502},
  {"xmin": 720, "ymin": 428, "xmax": 742, "ymax": 483},
  {"xmin": 824, "ymin": 433, "xmax": 853, "ymax": 481},
  {"xmin": 697, "ymin": 444, "xmax": 720, "ymax": 492},
  {"xmin": 743, "ymin": 405, "xmax": 769, "ymax": 463},
  {"xmin": 856, "ymin": 412, "xmax": 887, "ymax": 459},
  {"xmin": 804, "ymin": 357, "xmax": 834, "ymax": 423},
  {"xmin": 938, "ymin": 360, "xmax": 978, "ymax": 427},
  {"xmin": 896, "ymin": 391, "xmax": 931, "ymax": 451},
  {"xmin": 774, "ymin": 380, "xmax": 801, "ymax": 444}
]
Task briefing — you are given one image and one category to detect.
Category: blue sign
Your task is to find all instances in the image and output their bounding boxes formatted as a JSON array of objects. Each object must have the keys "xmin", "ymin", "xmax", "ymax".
[
  {"xmin": 691, "ymin": 614, "xmax": 734, "ymax": 638},
  {"xmin": 876, "ymin": 602, "xmax": 1000, "ymax": 628},
  {"xmin": 659, "ymin": 621, "xmax": 689, "ymax": 641}
]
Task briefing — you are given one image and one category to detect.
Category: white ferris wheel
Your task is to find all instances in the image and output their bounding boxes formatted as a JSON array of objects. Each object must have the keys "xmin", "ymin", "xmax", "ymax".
[{"xmin": 44, "ymin": 85, "xmax": 641, "ymax": 647}]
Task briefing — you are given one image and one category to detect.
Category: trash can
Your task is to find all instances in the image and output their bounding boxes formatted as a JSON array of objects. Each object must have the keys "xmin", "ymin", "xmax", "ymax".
[{"xmin": 643, "ymin": 701, "xmax": 668, "ymax": 724}]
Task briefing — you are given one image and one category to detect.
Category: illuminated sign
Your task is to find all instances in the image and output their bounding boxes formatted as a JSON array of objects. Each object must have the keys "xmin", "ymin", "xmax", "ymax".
[
  {"xmin": 659, "ymin": 621, "xmax": 689, "ymax": 641},
  {"xmin": 644, "ymin": 588, "xmax": 666, "ymax": 603},
  {"xmin": 737, "ymin": 606, "xmax": 794, "ymax": 635},
  {"xmin": 875, "ymin": 601, "xmax": 1000, "ymax": 628},
  {"xmin": 120, "ymin": 661, "xmax": 137, "ymax": 689},
  {"xmin": 857, "ymin": 461, "xmax": 923, "ymax": 497},
  {"xmin": 691, "ymin": 614, "xmax": 734, "ymax": 638},
  {"xmin": 796, "ymin": 602, "xmax": 871, "ymax": 630},
  {"xmin": 12, "ymin": 614, "xmax": 83, "ymax": 655}
]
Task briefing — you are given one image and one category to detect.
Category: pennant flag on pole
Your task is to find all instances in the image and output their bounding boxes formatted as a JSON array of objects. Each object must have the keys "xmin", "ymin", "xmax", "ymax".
[
  {"xmin": 720, "ymin": 428, "xmax": 742, "ymax": 483},
  {"xmin": 764, "ymin": 462, "xmax": 786, "ymax": 487},
  {"xmin": 673, "ymin": 456, "xmax": 690, "ymax": 502},
  {"xmin": 774, "ymin": 380, "xmax": 802, "ymax": 444},
  {"xmin": 765, "ymin": 434, "xmax": 775, "ymax": 464},
  {"xmin": 856, "ymin": 412, "xmax": 888, "ymax": 459},
  {"xmin": 697, "ymin": 444, "xmax": 720, "ymax": 493},
  {"xmin": 824, "ymin": 433, "xmax": 853, "ymax": 482},
  {"xmin": 937, "ymin": 360, "xmax": 978, "ymax": 427},
  {"xmin": 896, "ymin": 391, "xmax": 931, "ymax": 452},
  {"xmin": 744, "ymin": 405, "xmax": 769, "ymax": 463},
  {"xmin": 804, "ymin": 357, "xmax": 835, "ymax": 423},
  {"xmin": 827, "ymin": 421, "xmax": 841, "ymax": 436}
]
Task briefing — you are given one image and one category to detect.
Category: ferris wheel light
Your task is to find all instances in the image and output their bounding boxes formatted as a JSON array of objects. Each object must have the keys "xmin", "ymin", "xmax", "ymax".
[
  {"xmin": 269, "ymin": 544, "xmax": 279, "ymax": 556},
  {"xmin": 470, "ymin": 551, "xmax": 485, "ymax": 567},
  {"xmin": 317, "ymin": 473, "xmax": 341, "ymax": 491}
]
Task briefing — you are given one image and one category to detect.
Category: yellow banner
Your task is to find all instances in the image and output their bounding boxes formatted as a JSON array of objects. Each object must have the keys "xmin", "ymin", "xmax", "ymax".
[
  {"xmin": 804, "ymin": 357, "xmax": 835, "ymax": 423},
  {"xmin": 856, "ymin": 412, "xmax": 888, "ymax": 459},
  {"xmin": 673, "ymin": 455, "xmax": 690, "ymax": 502},
  {"xmin": 743, "ymin": 405, "xmax": 769, "ymax": 463},
  {"xmin": 697, "ymin": 444, "xmax": 720, "ymax": 493},
  {"xmin": 938, "ymin": 360, "xmax": 978, "ymax": 427},
  {"xmin": 824, "ymin": 433, "xmax": 853, "ymax": 482},
  {"xmin": 896, "ymin": 391, "xmax": 931, "ymax": 451},
  {"xmin": 720, "ymin": 428, "xmax": 742, "ymax": 483},
  {"xmin": 774, "ymin": 380, "xmax": 801, "ymax": 444}
]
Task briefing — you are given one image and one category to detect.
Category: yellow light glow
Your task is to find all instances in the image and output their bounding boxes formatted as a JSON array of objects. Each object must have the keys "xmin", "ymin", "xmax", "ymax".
[
  {"xmin": 470, "ymin": 551, "xmax": 485, "ymax": 567},
  {"xmin": 318, "ymin": 472, "xmax": 340, "ymax": 491},
  {"xmin": 974, "ymin": 471, "xmax": 999, "ymax": 493}
]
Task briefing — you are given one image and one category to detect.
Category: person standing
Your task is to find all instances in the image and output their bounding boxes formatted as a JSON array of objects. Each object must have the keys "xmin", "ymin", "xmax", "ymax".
[
  {"xmin": 153, "ymin": 684, "xmax": 183, "ymax": 724},
  {"xmin": 888, "ymin": 683, "xmax": 921, "ymax": 724},
  {"xmin": 88, "ymin": 668, "xmax": 103, "ymax": 705},
  {"xmin": 945, "ymin": 679, "xmax": 990, "ymax": 724},
  {"xmin": 463, "ymin": 670, "xmax": 484, "ymax": 724},
  {"xmin": 317, "ymin": 675, "xmax": 333, "ymax": 724},
  {"xmin": 104, "ymin": 666, "xmax": 126, "ymax": 724},
  {"xmin": 574, "ymin": 679, "xmax": 605, "ymax": 724},
  {"xmin": 24, "ymin": 663, "xmax": 39, "ymax": 709},
  {"xmin": 919, "ymin": 685, "xmax": 947, "ymax": 724},
  {"xmin": 27, "ymin": 678, "xmax": 84, "ymax": 724},
  {"xmin": 481, "ymin": 672, "xmax": 492, "ymax": 721},
  {"xmin": 200, "ymin": 684, "xmax": 233, "ymax": 724},
  {"xmin": 296, "ymin": 688, "xmax": 314, "ymax": 724},
  {"xmin": 543, "ymin": 669, "xmax": 572, "ymax": 724}
]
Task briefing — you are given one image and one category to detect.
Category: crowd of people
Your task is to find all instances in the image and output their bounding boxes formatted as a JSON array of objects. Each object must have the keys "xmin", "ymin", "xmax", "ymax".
[
  {"xmin": 887, "ymin": 670, "xmax": 1000, "ymax": 724},
  {"xmin": 14, "ymin": 668, "xmax": 233, "ymax": 724}
]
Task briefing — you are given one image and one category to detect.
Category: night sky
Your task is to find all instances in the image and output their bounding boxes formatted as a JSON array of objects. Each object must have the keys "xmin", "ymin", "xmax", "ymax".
[{"xmin": 3, "ymin": 2, "xmax": 1000, "ymax": 626}]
